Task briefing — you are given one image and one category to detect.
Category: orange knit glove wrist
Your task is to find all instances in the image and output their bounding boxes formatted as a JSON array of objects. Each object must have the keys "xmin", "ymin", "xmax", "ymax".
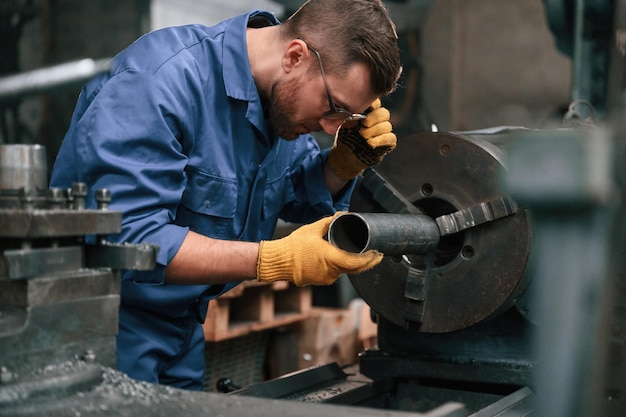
[
  {"xmin": 257, "ymin": 213, "xmax": 383, "ymax": 286},
  {"xmin": 327, "ymin": 98, "xmax": 397, "ymax": 180}
]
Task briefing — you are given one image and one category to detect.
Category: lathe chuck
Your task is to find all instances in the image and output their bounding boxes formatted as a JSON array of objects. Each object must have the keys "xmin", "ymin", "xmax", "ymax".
[{"xmin": 347, "ymin": 132, "xmax": 531, "ymax": 333}]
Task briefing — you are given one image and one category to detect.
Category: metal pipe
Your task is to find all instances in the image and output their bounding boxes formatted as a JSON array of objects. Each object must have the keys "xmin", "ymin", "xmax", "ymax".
[
  {"xmin": 327, "ymin": 212, "xmax": 440, "ymax": 255},
  {"xmin": 0, "ymin": 58, "xmax": 111, "ymax": 101}
]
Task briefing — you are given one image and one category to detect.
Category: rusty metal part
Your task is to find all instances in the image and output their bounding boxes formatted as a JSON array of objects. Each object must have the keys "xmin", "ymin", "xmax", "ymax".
[{"xmin": 347, "ymin": 132, "xmax": 531, "ymax": 333}]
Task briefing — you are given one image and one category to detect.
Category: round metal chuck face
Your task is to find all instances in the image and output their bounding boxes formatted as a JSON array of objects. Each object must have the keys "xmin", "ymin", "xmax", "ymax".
[{"xmin": 348, "ymin": 132, "xmax": 531, "ymax": 333}]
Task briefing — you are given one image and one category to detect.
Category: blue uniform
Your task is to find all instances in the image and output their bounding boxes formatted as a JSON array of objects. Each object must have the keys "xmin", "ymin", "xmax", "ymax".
[{"xmin": 50, "ymin": 10, "xmax": 354, "ymax": 390}]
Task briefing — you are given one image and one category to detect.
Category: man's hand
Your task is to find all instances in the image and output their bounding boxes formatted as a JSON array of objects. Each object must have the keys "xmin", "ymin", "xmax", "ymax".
[
  {"xmin": 257, "ymin": 213, "xmax": 383, "ymax": 286},
  {"xmin": 327, "ymin": 98, "xmax": 396, "ymax": 180}
]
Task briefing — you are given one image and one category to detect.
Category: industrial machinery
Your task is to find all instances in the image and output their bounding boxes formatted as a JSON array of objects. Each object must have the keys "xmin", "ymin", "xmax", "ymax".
[
  {"xmin": 219, "ymin": 120, "xmax": 623, "ymax": 417},
  {"xmin": 232, "ymin": 130, "xmax": 535, "ymax": 414},
  {"xmin": 0, "ymin": 123, "xmax": 538, "ymax": 417},
  {"xmin": 1, "ymin": 127, "xmax": 622, "ymax": 417}
]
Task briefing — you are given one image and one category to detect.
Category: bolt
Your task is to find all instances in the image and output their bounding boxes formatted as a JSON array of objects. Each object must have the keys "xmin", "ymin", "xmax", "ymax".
[
  {"xmin": 71, "ymin": 182, "xmax": 88, "ymax": 210},
  {"xmin": 47, "ymin": 187, "xmax": 67, "ymax": 209},
  {"xmin": 95, "ymin": 189, "xmax": 111, "ymax": 210}
]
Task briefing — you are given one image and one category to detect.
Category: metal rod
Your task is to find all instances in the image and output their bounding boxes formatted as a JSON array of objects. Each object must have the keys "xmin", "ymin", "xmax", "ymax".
[
  {"xmin": 0, "ymin": 58, "xmax": 111, "ymax": 101},
  {"xmin": 327, "ymin": 212, "xmax": 440, "ymax": 255}
]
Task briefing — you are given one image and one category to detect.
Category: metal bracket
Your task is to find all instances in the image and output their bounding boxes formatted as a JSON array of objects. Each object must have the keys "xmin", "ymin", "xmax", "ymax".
[
  {"xmin": 84, "ymin": 242, "xmax": 159, "ymax": 271},
  {"xmin": 3, "ymin": 246, "xmax": 83, "ymax": 280},
  {"xmin": 2, "ymin": 242, "xmax": 159, "ymax": 280}
]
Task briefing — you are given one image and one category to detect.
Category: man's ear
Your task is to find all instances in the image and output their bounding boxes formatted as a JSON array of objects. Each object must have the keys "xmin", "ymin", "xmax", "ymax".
[{"xmin": 281, "ymin": 39, "xmax": 308, "ymax": 73}]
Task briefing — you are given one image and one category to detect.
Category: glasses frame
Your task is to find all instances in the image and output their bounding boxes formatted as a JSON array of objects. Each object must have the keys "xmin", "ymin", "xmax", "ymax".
[{"xmin": 304, "ymin": 42, "xmax": 367, "ymax": 122}]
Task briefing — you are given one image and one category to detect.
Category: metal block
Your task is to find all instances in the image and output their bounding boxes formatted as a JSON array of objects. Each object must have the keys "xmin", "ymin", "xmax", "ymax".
[
  {"xmin": 2, "ymin": 246, "xmax": 83, "ymax": 279},
  {"xmin": 0, "ymin": 209, "xmax": 122, "ymax": 238}
]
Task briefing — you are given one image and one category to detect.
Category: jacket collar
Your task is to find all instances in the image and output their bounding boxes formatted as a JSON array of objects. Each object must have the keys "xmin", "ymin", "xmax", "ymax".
[{"xmin": 222, "ymin": 11, "xmax": 279, "ymax": 118}]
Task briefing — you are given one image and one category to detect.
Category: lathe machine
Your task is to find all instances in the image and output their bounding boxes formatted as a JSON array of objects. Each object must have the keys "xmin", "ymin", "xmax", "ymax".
[
  {"xmin": 227, "ymin": 123, "xmax": 624, "ymax": 417},
  {"xmin": 1, "ymin": 117, "xmax": 624, "ymax": 417}
]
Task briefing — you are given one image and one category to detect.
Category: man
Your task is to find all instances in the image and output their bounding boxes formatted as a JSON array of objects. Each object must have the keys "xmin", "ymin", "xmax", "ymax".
[{"xmin": 51, "ymin": 0, "xmax": 402, "ymax": 390}]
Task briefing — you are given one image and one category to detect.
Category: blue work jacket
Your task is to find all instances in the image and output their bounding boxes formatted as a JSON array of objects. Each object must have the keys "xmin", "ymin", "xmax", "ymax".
[{"xmin": 50, "ymin": 10, "xmax": 355, "ymax": 320}]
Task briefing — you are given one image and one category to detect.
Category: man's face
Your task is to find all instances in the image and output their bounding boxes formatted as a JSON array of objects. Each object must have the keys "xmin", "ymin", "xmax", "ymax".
[{"xmin": 267, "ymin": 60, "xmax": 375, "ymax": 140}]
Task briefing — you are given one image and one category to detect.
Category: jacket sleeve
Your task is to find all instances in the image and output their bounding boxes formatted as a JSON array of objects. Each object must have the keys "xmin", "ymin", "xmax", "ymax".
[{"xmin": 53, "ymin": 69, "xmax": 192, "ymax": 284}]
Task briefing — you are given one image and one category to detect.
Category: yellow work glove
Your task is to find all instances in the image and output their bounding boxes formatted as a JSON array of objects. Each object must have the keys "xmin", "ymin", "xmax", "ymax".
[
  {"xmin": 327, "ymin": 98, "xmax": 397, "ymax": 180},
  {"xmin": 257, "ymin": 213, "xmax": 383, "ymax": 286}
]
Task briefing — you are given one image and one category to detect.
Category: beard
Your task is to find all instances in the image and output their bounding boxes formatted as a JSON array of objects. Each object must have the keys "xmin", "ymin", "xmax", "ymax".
[{"xmin": 267, "ymin": 76, "xmax": 305, "ymax": 140}]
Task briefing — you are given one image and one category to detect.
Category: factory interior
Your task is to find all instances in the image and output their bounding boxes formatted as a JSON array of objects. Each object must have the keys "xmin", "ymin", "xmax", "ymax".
[{"xmin": 1, "ymin": 0, "xmax": 625, "ymax": 416}]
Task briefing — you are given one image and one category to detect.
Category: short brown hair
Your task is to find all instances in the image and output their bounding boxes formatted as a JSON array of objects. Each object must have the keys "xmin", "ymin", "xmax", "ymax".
[{"xmin": 281, "ymin": 0, "xmax": 402, "ymax": 97}]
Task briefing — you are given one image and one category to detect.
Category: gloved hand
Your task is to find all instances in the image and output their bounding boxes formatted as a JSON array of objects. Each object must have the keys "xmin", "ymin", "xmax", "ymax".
[
  {"xmin": 327, "ymin": 98, "xmax": 396, "ymax": 180},
  {"xmin": 257, "ymin": 213, "xmax": 383, "ymax": 286}
]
